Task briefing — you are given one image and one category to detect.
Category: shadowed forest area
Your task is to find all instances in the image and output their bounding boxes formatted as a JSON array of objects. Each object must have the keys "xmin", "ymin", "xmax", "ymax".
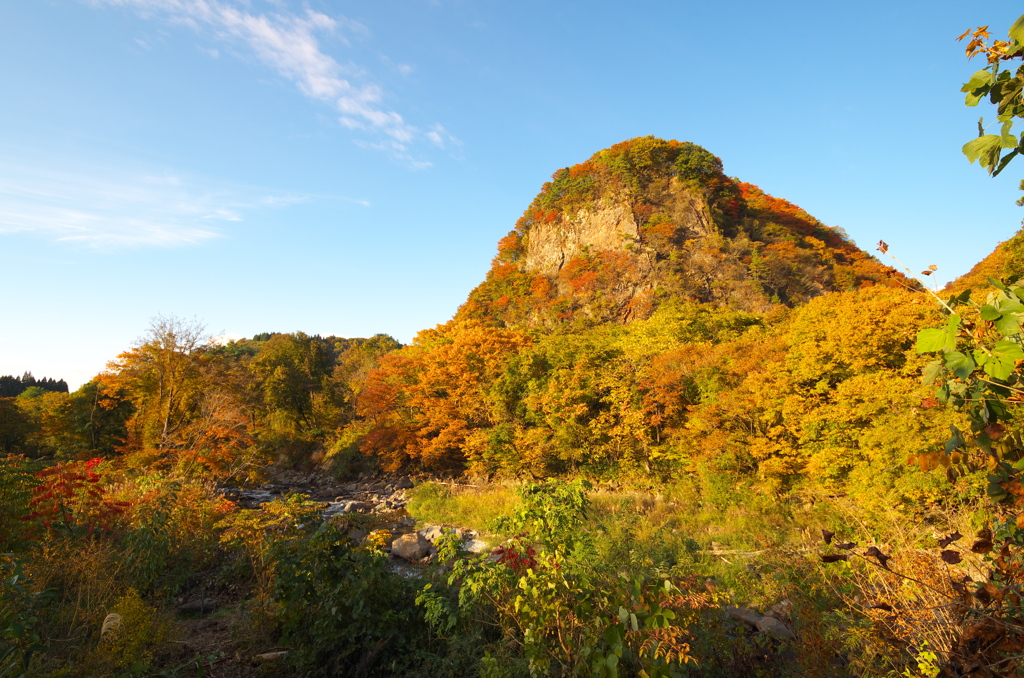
[{"xmin": 4, "ymin": 15, "xmax": 1024, "ymax": 678}]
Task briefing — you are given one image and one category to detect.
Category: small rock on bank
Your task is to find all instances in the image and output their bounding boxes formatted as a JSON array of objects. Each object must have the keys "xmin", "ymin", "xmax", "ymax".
[{"xmin": 725, "ymin": 604, "xmax": 795, "ymax": 641}]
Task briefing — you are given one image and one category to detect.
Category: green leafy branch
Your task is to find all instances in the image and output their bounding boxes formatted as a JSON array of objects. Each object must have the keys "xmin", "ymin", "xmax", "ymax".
[
  {"xmin": 959, "ymin": 15, "xmax": 1024, "ymax": 177},
  {"xmin": 914, "ymin": 278, "xmax": 1024, "ymax": 498}
]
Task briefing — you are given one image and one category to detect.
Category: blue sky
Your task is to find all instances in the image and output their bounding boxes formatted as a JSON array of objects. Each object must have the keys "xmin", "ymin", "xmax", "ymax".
[{"xmin": 2, "ymin": 0, "xmax": 1022, "ymax": 388}]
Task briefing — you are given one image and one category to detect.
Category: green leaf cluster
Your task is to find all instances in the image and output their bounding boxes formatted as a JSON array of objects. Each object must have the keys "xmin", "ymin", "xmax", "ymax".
[
  {"xmin": 0, "ymin": 557, "xmax": 51, "ymax": 678},
  {"xmin": 961, "ymin": 16, "xmax": 1024, "ymax": 176},
  {"xmin": 270, "ymin": 519, "xmax": 427, "ymax": 677},
  {"xmin": 916, "ymin": 278, "xmax": 1024, "ymax": 493}
]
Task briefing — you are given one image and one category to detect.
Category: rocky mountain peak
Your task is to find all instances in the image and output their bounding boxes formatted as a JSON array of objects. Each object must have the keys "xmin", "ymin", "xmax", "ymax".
[{"xmin": 457, "ymin": 136, "xmax": 902, "ymax": 328}]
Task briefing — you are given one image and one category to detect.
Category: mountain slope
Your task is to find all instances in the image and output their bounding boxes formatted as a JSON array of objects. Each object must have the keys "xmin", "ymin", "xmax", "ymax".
[{"xmin": 946, "ymin": 225, "xmax": 1024, "ymax": 295}]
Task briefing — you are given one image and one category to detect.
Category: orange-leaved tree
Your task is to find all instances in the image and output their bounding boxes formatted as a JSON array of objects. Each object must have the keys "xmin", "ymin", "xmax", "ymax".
[
  {"xmin": 357, "ymin": 320, "xmax": 533, "ymax": 471},
  {"xmin": 103, "ymin": 315, "xmax": 207, "ymax": 457}
]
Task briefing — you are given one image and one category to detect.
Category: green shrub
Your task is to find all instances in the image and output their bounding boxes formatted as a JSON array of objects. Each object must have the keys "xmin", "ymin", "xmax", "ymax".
[
  {"xmin": 87, "ymin": 588, "xmax": 172, "ymax": 676},
  {"xmin": 419, "ymin": 480, "xmax": 723, "ymax": 677},
  {"xmin": 674, "ymin": 142, "xmax": 722, "ymax": 182},
  {"xmin": 0, "ymin": 557, "xmax": 50, "ymax": 678},
  {"xmin": 0, "ymin": 457, "xmax": 41, "ymax": 552},
  {"xmin": 270, "ymin": 520, "xmax": 427, "ymax": 677}
]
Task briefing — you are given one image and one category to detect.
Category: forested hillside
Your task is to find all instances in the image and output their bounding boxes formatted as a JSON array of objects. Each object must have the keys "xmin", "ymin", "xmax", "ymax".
[
  {"xmin": 353, "ymin": 137, "xmax": 949, "ymax": 501},
  {"xmin": 0, "ymin": 322, "xmax": 402, "ymax": 475}
]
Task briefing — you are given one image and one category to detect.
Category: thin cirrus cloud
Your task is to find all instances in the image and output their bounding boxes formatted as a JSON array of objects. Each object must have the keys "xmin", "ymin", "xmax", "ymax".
[
  {"xmin": 0, "ymin": 161, "xmax": 307, "ymax": 248},
  {"xmin": 90, "ymin": 0, "xmax": 450, "ymax": 161}
]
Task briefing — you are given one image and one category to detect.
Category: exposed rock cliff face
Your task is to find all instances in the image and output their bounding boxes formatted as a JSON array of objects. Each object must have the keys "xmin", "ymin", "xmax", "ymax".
[
  {"xmin": 523, "ymin": 203, "xmax": 645, "ymax": 276},
  {"xmin": 522, "ymin": 181, "xmax": 718, "ymax": 273},
  {"xmin": 457, "ymin": 136, "xmax": 901, "ymax": 328}
]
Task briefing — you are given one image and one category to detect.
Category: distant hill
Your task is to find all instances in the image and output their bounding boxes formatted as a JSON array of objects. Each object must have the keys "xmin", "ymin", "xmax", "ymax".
[
  {"xmin": 0, "ymin": 372, "xmax": 68, "ymax": 398},
  {"xmin": 456, "ymin": 136, "xmax": 904, "ymax": 328}
]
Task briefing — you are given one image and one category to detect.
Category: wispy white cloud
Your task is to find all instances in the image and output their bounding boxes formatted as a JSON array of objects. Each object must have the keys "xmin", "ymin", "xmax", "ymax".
[
  {"xmin": 90, "ymin": 0, "xmax": 438, "ymax": 159},
  {"xmin": 380, "ymin": 54, "xmax": 414, "ymax": 77},
  {"xmin": 0, "ymin": 160, "xmax": 306, "ymax": 248},
  {"xmin": 426, "ymin": 123, "xmax": 462, "ymax": 150},
  {"xmin": 353, "ymin": 140, "xmax": 433, "ymax": 170}
]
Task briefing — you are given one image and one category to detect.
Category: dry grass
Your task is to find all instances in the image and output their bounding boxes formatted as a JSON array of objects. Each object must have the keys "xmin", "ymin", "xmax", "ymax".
[
  {"xmin": 29, "ymin": 538, "xmax": 129, "ymax": 649},
  {"xmin": 810, "ymin": 498, "xmax": 1024, "ymax": 673},
  {"xmin": 406, "ymin": 481, "xmax": 519, "ymax": 534}
]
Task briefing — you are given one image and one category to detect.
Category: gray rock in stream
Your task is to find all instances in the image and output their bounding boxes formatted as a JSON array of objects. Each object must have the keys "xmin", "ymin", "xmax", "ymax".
[
  {"xmin": 725, "ymin": 605, "xmax": 795, "ymax": 640},
  {"xmin": 391, "ymin": 532, "xmax": 431, "ymax": 561},
  {"xmin": 322, "ymin": 500, "xmax": 371, "ymax": 517},
  {"xmin": 464, "ymin": 538, "xmax": 490, "ymax": 554}
]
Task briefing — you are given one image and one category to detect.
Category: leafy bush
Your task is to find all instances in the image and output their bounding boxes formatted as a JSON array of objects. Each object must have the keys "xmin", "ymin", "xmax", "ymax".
[
  {"xmin": 270, "ymin": 520, "xmax": 427, "ymax": 677},
  {"xmin": 0, "ymin": 557, "xmax": 50, "ymax": 678},
  {"xmin": 87, "ymin": 588, "xmax": 172, "ymax": 676},
  {"xmin": 420, "ymin": 480, "xmax": 722, "ymax": 677},
  {"xmin": 119, "ymin": 486, "xmax": 177, "ymax": 595},
  {"xmin": 23, "ymin": 459, "xmax": 129, "ymax": 540},
  {"xmin": 0, "ymin": 456, "xmax": 41, "ymax": 552},
  {"xmin": 215, "ymin": 492, "xmax": 323, "ymax": 599}
]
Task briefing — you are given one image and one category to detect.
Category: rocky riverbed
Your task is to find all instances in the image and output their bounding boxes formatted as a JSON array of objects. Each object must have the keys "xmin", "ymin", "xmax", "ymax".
[
  {"xmin": 221, "ymin": 471, "xmax": 414, "ymax": 513},
  {"xmin": 219, "ymin": 471, "xmax": 490, "ymax": 568}
]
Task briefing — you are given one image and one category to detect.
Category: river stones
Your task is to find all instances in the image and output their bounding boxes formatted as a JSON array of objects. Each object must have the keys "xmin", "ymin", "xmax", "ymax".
[
  {"xmin": 725, "ymin": 605, "xmax": 763, "ymax": 627},
  {"xmin": 419, "ymin": 525, "xmax": 449, "ymax": 543},
  {"xmin": 726, "ymin": 604, "xmax": 795, "ymax": 640}
]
